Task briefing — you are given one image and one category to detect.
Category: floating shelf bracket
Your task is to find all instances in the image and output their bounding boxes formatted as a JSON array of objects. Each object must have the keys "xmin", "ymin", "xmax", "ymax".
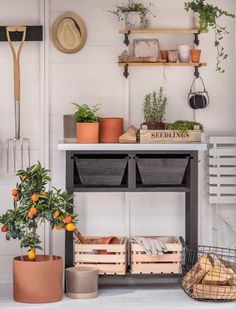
[
  {"xmin": 0, "ymin": 26, "xmax": 43, "ymax": 41},
  {"xmin": 123, "ymin": 64, "xmax": 129, "ymax": 78},
  {"xmin": 194, "ymin": 65, "xmax": 201, "ymax": 78},
  {"xmin": 193, "ymin": 30, "xmax": 201, "ymax": 46},
  {"xmin": 124, "ymin": 30, "xmax": 131, "ymax": 46}
]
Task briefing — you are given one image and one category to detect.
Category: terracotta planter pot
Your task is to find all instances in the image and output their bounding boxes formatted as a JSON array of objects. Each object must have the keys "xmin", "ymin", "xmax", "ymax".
[
  {"xmin": 99, "ymin": 118, "xmax": 123, "ymax": 143},
  {"xmin": 160, "ymin": 50, "xmax": 168, "ymax": 62},
  {"xmin": 76, "ymin": 122, "xmax": 99, "ymax": 144},
  {"xmin": 191, "ymin": 49, "xmax": 201, "ymax": 63},
  {"xmin": 13, "ymin": 255, "xmax": 63, "ymax": 303},
  {"xmin": 98, "ymin": 236, "xmax": 120, "ymax": 255}
]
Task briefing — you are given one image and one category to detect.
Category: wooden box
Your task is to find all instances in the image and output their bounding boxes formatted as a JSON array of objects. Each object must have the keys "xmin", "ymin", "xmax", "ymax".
[
  {"xmin": 131, "ymin": 236, "xmax": 182, "ymax": 274},
  {"xmin": 75, "ymin": 237, "xmax": 127, "ymax": 275},
  {"xmin": 139, "ymin": 130, "xmax": 202, "ymax": 144}
]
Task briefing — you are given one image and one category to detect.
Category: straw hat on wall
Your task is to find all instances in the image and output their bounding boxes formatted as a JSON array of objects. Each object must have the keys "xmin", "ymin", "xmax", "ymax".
[{"xmin": 52, "ymin": 11, "xmax": 87, "ymax": 53}]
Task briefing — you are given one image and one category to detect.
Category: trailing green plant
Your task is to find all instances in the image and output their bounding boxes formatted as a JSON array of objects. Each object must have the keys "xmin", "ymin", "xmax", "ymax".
[
  {"xmin": 108, "ymin": 1, "xmax": 155, "ymax": 24},
  {"xmin": 168, "ymin": 120, "xmax": 204, "ymax": 133},
  {"xmin": 142, "ymin": 87, "xmax": 167, "ymax": 124},
  {"xmin": 73, "ymin": 103, "xmax": 100, "ymax": 123},
  {"xmin": 0, "ymin": 162, "xmax": 77, "ymax": 260},
  {"xmin": 185, "ymin": 0, "xmax": 235, "ymax": 73}
]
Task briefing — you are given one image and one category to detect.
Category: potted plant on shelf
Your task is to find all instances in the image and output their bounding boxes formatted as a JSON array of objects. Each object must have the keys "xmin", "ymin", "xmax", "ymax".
[
  {"xmin": 142, "ymin": 87, "xmax": 167, "ymax": 130},
  {"xmin": 184, "ymin": 0, "xmax": 235, "ymax": 73},
  {"xmin": 108, "ymin": 1, "xmax": 156, "ymax": 29},
  {"xmin": 73, "ymin": 103, "xmax": 100, "ymax": 143},
  {"xmin": 0, "ymin": 162, "xmax": 77, "ymax": 303}
]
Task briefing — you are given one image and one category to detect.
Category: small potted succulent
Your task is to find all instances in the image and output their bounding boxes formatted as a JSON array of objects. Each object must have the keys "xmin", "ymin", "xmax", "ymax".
[
  {"xmin": 0, "ymin": 162, "xmax": 77, "ymax": 303},
  {"xmin": 108, "ymin": 1, "xmax": 156, "ymax": 29},
  {"xmin": 73, "ymin": 103, "xmax": 100, "ymax": 143},
  {"xmin": 185, "ymin": 0, "xmax": 235, "ymax": 73},
  {"xmin": 142, "ymin": 87, "xmax": 167, "ymax": 130}
]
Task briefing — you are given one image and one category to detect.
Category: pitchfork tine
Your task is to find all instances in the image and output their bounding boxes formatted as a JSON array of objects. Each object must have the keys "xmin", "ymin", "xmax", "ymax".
[{"xmin": 20, "ymin": 138, "xmax": 23, "ymax": 169}]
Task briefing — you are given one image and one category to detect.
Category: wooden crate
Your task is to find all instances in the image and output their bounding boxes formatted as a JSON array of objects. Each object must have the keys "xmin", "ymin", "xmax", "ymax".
[
  {"xmin": 139, "ymin": 130, "xmax": 202, "ymax": 144},
  {"xmin": 131, "ymin": 236, "xmax": 182, "ymax": 274},
  {"xmin": 192, "ymin": 284, "xmax": 236, "ymax": 300},
  {"xmin": 75, "ymin": 237, "xmax": 127, "ymax": 275}
]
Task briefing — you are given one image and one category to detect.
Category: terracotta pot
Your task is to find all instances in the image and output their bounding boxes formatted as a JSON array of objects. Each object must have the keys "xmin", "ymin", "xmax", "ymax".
[
  {"xmin": 160, "ymin": 50, "xmax": 168, "ymax": 62},
  {"xmin": 13, "ymin": 255, "xmax": 63, "ymax": 303},
  {"xmin": 76, "ymin": 122, "xmax": 99, "ymax": 144},
  {"xmin": 98, "ymin": 236, "xmax": 120, "ymax": 255},
  {"xmin": 99, "ymin": 118, "xmax": 123, "ymax": 143},
  {"xmin": 66, "ymin": 266, "xmax": 99, "ymax": 299},
  {"xmin": 191, "ymin": 49, "xmax": 201, "ymax": 63},
  {"xmin": 167, "ymin": 50, "xmax": 178, "ymax": 63}
]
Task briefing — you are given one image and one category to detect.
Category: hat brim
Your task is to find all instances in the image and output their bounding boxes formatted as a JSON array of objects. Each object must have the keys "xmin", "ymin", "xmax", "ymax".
[{"xmin": 51, "ymin": 11, "xmax": 87, "ymax": 54}]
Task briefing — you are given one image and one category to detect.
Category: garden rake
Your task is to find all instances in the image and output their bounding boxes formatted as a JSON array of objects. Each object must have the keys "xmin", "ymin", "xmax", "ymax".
[{"xmin": 6, "ymin": 26, "xmax": 30, "ymax": 172}]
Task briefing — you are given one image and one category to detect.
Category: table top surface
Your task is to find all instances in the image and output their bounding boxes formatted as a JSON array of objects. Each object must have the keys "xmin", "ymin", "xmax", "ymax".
[{"xmin": 58, "ymin": 142, "xmax": 208, "ymax": 151}]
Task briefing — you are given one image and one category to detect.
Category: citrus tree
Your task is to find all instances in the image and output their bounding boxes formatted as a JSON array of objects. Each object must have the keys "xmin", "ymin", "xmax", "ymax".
[{"xmin": 0, "ymin": 162, "xmax": 77, "ymax": 260}]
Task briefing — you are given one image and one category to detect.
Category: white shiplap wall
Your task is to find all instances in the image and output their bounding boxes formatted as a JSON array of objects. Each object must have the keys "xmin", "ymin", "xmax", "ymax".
[{"xmin": 0, "ymin": 0, "xmax": 235, "ymax": 283}]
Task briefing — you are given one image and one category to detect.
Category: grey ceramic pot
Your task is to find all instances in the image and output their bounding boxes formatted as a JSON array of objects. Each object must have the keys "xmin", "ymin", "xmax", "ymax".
[{"xmin": 63, "ymin": 114, "xmax": 76, "ymax": 143}]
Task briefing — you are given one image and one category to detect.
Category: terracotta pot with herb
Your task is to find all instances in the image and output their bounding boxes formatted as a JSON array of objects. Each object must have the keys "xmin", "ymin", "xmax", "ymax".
[
  {"xmin": 142, "ymin": 87, "xmax": 167, "ymax": 130},
  {"xmin": 185, "ymin": 0, "xmax": 235, "ymax": 73},
  {"xmin": 73, "ymin": 103, "xmax": 100, "ymax": 144},
  {"xmin": 0, "ymin": 162, "xmax": 77, "ymax": 303}
]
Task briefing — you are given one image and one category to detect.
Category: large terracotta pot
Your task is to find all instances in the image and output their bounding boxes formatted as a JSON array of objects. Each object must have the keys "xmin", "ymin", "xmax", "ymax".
[
  {"xmin": 99, "ymin": 118, "xmax": 123, "ymax": 143},
  {"xmin": 190, "ymin": 49, "xmax": 202, "ymax": 63},
  {"xmin": 13, "ymin": 255, "xmax": 63, "ymax": 303},
  {"xmin": 76, "ymin": 122, "xmax": 99, "ymax": 144}
]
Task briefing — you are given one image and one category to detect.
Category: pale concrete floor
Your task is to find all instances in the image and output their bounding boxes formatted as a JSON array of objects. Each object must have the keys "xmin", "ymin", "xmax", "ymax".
[{"xmin": 0, "ymin": 285, "xmax": 235, "ymax": 309}]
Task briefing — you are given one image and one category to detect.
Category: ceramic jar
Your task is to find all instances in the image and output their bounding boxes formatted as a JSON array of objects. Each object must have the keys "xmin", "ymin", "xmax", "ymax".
[
  {"xmin": 99, "ymin": 117, "xmax": 123, "ymax": 143},
  {"xmin": 124, "ymin": 12, "xmax": 146, "ymax": 29},
  {"xmin": 63, "ymin": 114, "xmax": 77, "ymax": 143},
  {"xmin": 76, "ymin": 122, "xmax": 99, "ymax": 143},
  {"xmin": 168, "ymin": 50, "xmax": 179, "ymax": 63},
  {"xmin": 178, "ymin": 45, "xmax": 191, "ymax": 63},
  {"xmin": 160, "ymin": 50, "xmax": 168, "ymax": 62}
]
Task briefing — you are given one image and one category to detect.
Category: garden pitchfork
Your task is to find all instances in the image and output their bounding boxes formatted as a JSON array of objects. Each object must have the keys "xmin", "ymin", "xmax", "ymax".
[{"xmin": 6, "ymin": 26, "xmax": 30, "ymax": 172}]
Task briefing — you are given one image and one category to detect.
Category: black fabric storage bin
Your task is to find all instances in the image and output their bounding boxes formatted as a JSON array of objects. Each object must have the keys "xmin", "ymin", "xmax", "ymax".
[{"xmin": 137, "ymin": 157, "xmax": 189, "ymax": 185}]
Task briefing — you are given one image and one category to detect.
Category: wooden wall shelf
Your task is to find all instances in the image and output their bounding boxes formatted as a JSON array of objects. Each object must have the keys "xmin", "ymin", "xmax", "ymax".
[
  {"xmin": 119, "ymin": 28, "xmax": 207, "ymax": 35},
  {"xmin": 118, "ymin": 62, "xmax": 207, "ymax": 67}
]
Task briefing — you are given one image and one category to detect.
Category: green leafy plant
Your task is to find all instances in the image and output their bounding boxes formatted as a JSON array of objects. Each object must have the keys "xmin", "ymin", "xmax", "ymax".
[
  {"xmin": 142, "ymin": 87, "xmax": 167, "ymax": 124},
  {"xmin": 185, "ymin": 0, "xmax": 235, "ymax": 73},
  {"xmin": 168, "ymin": 120, "xmax": 204, "ymax": 133},
  {"xmin": 73, "ymin": 103, "xmax": 100, "ymax": 123},
  {"xmin": 0, "ymin": 162, "xmax": 77, "ymax": 260},
  {"xmin": 108, "ymin": 1, "xmax": 155, "ymax": 24}
]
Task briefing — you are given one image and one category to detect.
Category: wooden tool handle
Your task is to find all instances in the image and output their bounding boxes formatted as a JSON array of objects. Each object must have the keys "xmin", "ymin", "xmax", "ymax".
[
  {"xmin": 6, "ymin": 26, "xmax": 26, "ymax": 102},
  {"xmin": 74, "ymin": 229, "xmax": 85, "ymax": 244}
]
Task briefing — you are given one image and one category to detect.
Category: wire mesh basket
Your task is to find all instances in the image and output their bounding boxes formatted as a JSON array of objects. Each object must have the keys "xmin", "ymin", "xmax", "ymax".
[{"xmin": 182, "ymin": 245, "xmax": 236, "ymax": 302}]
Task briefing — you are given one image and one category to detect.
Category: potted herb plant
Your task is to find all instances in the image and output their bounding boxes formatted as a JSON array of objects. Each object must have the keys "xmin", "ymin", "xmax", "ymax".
[
  {"xmin": 168, "ymin": 120, "xmax": 204, "ymax": 132},
  {"xmin": 108, "ymin": 1, "xmax": 155, "ymax": 29},
  {"xmin": 0, "ymin": 162, "xmax": 77, "ymax": 303},
  {"xmin": 73, "ymin": 103, "xmax": 100, "ymax": 143},
  {"xmin": 184, "ymin": 0, "xmax": 235, "ymax": 73},
  {"xmin": 142, "ymin": 87, "xmax": 167, "ymax": 130}
]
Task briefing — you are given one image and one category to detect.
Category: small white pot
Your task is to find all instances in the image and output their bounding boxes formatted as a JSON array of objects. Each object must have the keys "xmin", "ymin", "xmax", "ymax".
[
  {"xmin": 124, "ymin": 12, "xmax": 146, "ymax": 29},
  {"xmin": 178, "ymin": 45, "xmax": 191, "ymax": 63}
]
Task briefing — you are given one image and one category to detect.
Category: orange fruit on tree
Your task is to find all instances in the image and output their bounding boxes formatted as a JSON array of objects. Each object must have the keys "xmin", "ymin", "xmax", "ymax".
[
  {"xmin": 28, "ymin": 207, "xmax": 37, "ymax": 219},
  {"xmin": 1, "ymin": 226, "xmax": 8, "ymax": 233},
  {"xmin": 66, "ymin": 223, "xmax": 75, "ymax": 232},
  {"xmin": 31, "ymin": 193, "xmax": 39, "ymax": 203},
  {"xmin": 55, "ymin": 225, "xmax": 63, "ymax": 231},
  {"xmin": 41, "ymin": 191, "xmax": 47, "ymax": 196},
  {"xmin": 53, "ymin": 210, "xmax": 60, "ymax": 218},
  {"xmin": 27, "ymin": 248, "xmax": 36, "ymax": 260},
  {"xmin": 63, "ymin": 215, "xmax": 72, "ymax": 224},
  {"xmin": 13, "ymin": 195, "xmax": 19, "ymax": 202},
  {"xmin": 11, "ymin": 188, "xmax": 18, "ymax": 196}
]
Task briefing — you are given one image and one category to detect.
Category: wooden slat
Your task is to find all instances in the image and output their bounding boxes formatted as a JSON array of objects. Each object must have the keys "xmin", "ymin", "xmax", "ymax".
[
  {"xmin": 209, "ymin": 167, "xmax": 236, "ymax": 175},
  {"xmin": 75, "ymin": 253, "xmax": 125, "ymax": 263},
  {"xmin": 119, "ymin": 62, "xmax": 207, "ymax": 67},
  {"xmin": 75, "ymin": 244, "xmax": 126, "ymax": 253},
  {"xmin": 209, "ymin": 137, "xmax": 236, "ymax": 144},
  {"xmin": 209, "ymin": 196, "xmax": 236, "ymax": 204},
  {"xmin": 209, "ymin": 157, "xmax": 236, "ymax": 166},
  {"xmin": 119, "ymin": 29, "xmax": 208, "ymax": 34},
  {"xmin": 131, "ymin": 253, "xmax": 181, "ymax": 263},
  {"xmin": 75, "ymin": 263, "xmax": 126, "ymax": 275},
  {"xmin": 209, "ymin": 186, "xmax": 236, "ymax": 194},
  {"xmin": 132, "ymin": 242, "xmax": 182, "ymax": 253},
  {"xmin": 131, "ymin": 263, "xmax": 181, "ymax": 274},
  {"xmin": 209, "ymin": 176, "xmax": 236, "ymax": 185},
  {"xmin": 209, "ymin": 149, "xmax": 236, "ymax": 156}
]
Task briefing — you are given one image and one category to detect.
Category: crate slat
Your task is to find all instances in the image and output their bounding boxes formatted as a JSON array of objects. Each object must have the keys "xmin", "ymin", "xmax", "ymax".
[
  {"xmin": 75, "ymin": 263, "xmax": 126, "ymax": 275},
  {"xmin": 131, "ymin": 253, "xmax": 181, "ymax": 263},
  {"xmin": 75, "ymin": 244, "xmax": 126, "ymax": 253},
  {"xmin": 131, "ymin": 263, "xmax": 181, "ymax": 274},
  {"xmin": 75, "ymin": 253, "xmax": 125, "ymax": 263},
  {"xmin": 139, "ymin": 130, "xmax": 201, "ymax": 144}
]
